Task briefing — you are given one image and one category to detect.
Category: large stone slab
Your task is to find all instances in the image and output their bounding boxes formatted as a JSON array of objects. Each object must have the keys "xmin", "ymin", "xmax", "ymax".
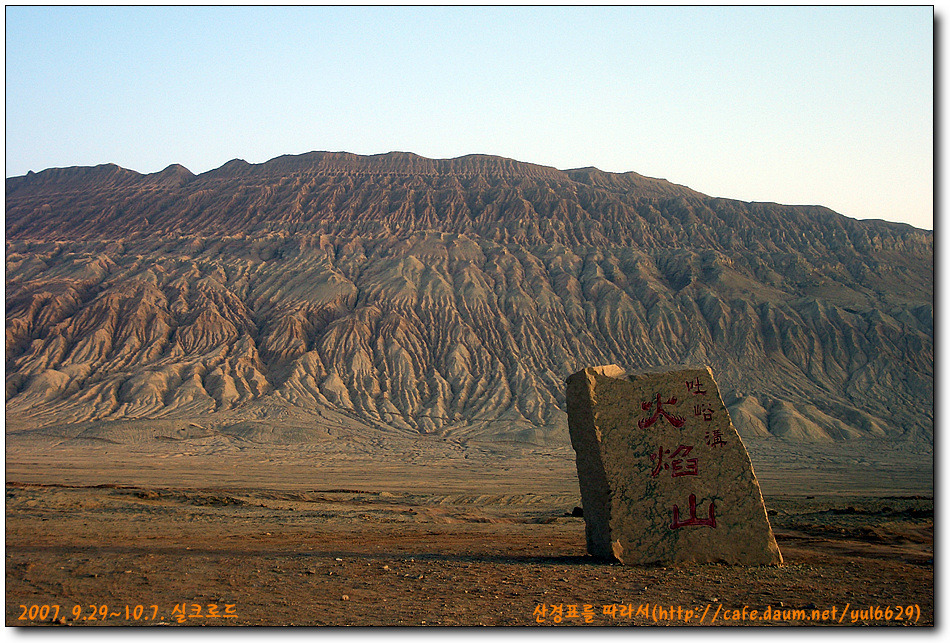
[{"xmin": 566, "ymin": 364, "xmax": 782, "ymax": 565}]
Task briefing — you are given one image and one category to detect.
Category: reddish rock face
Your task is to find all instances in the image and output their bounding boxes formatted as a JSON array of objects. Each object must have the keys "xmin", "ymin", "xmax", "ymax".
[
  {"xmin": 567, "ymin": 364, "xmax": 782, "ymax": 566},
  {"xmin": 4, "ymin": 151, "xmax": 933, "ymax": 446}
]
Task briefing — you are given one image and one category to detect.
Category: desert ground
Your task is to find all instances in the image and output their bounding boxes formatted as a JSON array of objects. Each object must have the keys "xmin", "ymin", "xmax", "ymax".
[{"xmin": 5, "ymin": 432, "xmax": 933, "ymax": 627}]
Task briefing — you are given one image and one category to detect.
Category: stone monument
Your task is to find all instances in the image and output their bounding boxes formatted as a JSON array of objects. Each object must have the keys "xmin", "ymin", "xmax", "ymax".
[{"xmin": 566, "ymin": 364, "xmax": 782, "ymax": 565}]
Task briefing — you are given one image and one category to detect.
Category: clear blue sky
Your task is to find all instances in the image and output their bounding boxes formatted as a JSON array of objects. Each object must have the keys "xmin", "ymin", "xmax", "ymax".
[{"xmin": 5, "ymin": 5, "xmax": 934, "ymax": 229}]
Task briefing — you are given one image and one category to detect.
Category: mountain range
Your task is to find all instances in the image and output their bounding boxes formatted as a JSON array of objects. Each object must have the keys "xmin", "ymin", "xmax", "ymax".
[{"xmin": 5, "ymin": 151, "xmax": 933, "ymax": 447}]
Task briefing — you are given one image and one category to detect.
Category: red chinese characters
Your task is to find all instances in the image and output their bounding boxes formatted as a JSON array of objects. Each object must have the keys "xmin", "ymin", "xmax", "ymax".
[
  {"xmin": 705, "ymin": 429, "xmax": 726, "ymax": 447},
  {"xmin": 650, "ymin": 444, "xmax": 698, "ymax": 478},
  {"xmin": 684, "ymin": 377, "xmax": 707, "ymax": 395},
  {"xmin": 670, "ymin": 493, "xmax": 716, "ymax": 529},
  {"xmin": 640, "ymin": 380, "xmax": 720, "ymax": 530},
  {"xmin": 638, "ymin": 393, "xmax": 685, "ymax": 429}
]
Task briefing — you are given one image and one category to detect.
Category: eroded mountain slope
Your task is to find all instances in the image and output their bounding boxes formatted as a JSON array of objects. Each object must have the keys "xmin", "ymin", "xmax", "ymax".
[{"xmin": 5, "ymin": 152, "xmax": 933, "ymax": 445}]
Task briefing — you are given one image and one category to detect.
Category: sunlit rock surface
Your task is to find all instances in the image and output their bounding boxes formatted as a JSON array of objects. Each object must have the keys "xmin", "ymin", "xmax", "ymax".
[
  {"xmin": 566, "ymin": 364, "xmax": 782, "ymax": 565},
  {"xmin": 5, "ymin": 152, "xmax": 933, "ymax": 446}
]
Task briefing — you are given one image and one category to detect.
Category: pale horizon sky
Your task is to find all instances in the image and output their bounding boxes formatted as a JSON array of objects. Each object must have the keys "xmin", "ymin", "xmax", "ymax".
[{"xmin": 4, "ymin": 5, "xmax": 934, "ymax": 229}]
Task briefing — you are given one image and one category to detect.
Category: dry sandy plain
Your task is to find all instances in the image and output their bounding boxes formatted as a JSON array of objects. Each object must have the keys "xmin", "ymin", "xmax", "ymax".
[{"xmin": 5, "ymin": 421, "xmax": 933, "ymax": 628}]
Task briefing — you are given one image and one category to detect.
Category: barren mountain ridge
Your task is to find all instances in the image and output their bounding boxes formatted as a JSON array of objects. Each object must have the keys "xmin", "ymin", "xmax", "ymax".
[{"xmin": 5, "ymin": 151, "xmax": 933, "ymax": 447}]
